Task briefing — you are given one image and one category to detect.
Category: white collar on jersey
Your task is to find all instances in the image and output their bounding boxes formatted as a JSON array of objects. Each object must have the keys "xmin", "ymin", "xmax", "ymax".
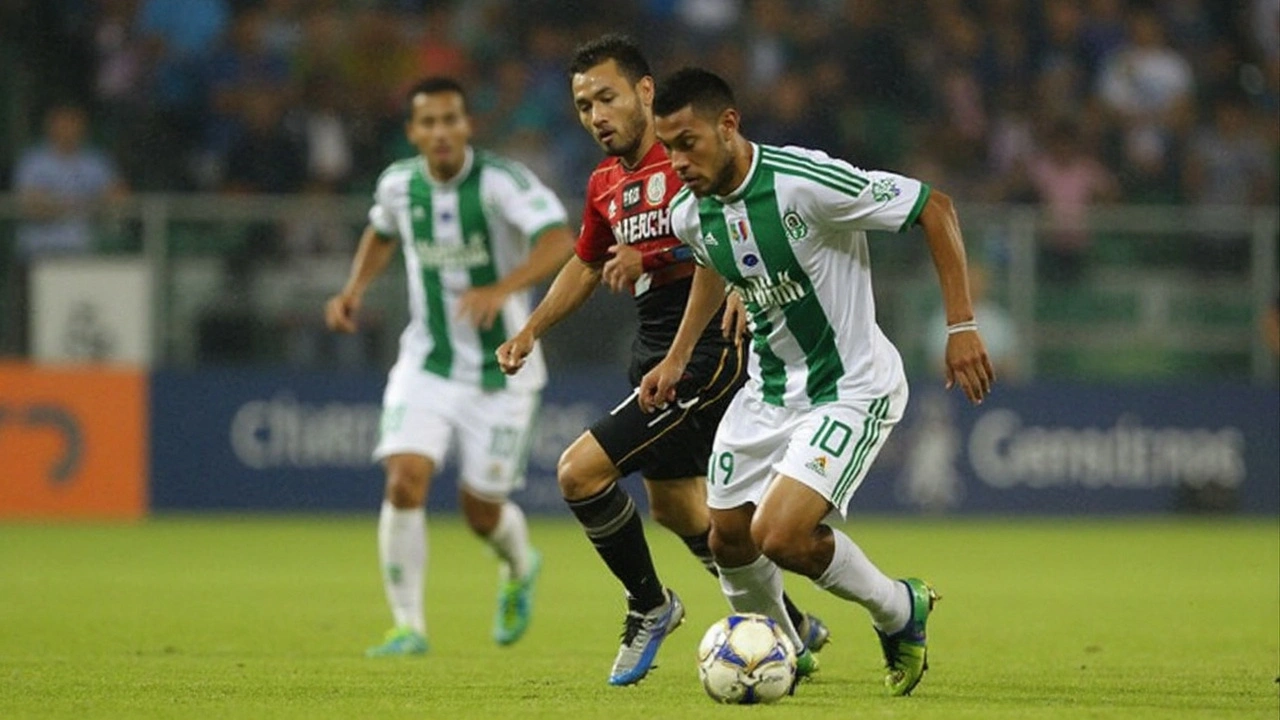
[
  {"xmin": 420, "ymin": 146, "xmax": 475, "ymax": 188},
  {"xmin": 714, "ymin": 142, "xmax": 761, "ymax": 204}
]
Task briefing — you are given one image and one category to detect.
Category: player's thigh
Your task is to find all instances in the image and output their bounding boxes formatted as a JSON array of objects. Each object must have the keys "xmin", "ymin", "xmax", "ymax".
[
  {"xmin": 774, "ymin": 381, "xmax": 908, "ymax": 517},
  {"xmin": 374, "ymin": 364, "xmax": 456, "ymax": 469},
  {"xmin": 705, "ymin": 391, "xmax": 797, "ymax": 512},
  {"xmin": 454, "ymin": 387, "xmax": 540, "ymax": 501}
]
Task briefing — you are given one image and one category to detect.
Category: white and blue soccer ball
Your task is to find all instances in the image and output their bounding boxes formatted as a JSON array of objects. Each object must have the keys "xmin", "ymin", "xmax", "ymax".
[{"xmin": 696, "ymin": 612, "xmax": 797, "ymax": 704}]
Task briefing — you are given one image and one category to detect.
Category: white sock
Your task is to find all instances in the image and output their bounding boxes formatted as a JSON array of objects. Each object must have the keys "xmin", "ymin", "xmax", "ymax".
[
  {"xmin": 716, "ymin": 555, "xmax": 804, "ymax": 651},
  {"xmin": 814, "ymin": 529, "xmax": 910, "ymax": 633},
  {"xmin": 378, "ymin": 501, "xmax": 426, "ymax": 635},
  {"xmin": 486, "ymin": 501, "xmax": 532, "ymax": 580}
]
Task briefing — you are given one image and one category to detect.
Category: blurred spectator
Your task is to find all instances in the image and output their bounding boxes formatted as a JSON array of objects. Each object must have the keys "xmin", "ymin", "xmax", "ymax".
[
  {"xmin": 1097, "ymin": 8, "xmax": 1194, "ymax": 201},
  {"xmin": 1017, "ymin": 120, "xmax": 1119, "ymax": 284},
  {"xmin": 1183, "ymin": 93, "xmax": 1276, "ymax": 274},
  {"xmin": 223, "ymin": 89, "xmax": 304, "ymax": 195},
  {"xmin": 14, "ymin": 103, "xmax": 128, "ymax": 258},
  {"xmin": 8, "ymin": 103, "xmax": 128, "ymax": 354}
]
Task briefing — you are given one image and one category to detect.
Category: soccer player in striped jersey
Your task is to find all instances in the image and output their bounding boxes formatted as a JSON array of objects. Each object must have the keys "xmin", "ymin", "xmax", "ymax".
[
  {"xmin": 496, "ymin": 35, "xmax": 827, "ymax": 686},
  {"xmin": 640, "ymin": 68, "xmax": 995, "ymax": 696},
  {"xmin": 325, "ymin": 77, "xmax": 575, "ymax": 657}
]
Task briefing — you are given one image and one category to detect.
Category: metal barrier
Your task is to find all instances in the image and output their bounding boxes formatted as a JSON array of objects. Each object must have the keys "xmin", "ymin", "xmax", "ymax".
[{"xmin": 0, "ymin": 194, "xmax": 1275, "ymax": 382}]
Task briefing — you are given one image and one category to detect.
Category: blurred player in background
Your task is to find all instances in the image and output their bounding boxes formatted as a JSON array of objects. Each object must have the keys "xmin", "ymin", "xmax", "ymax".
[
  {"xmin": 640, "ymin": 68, "xmax": 994, "ymax": 696},
  {"xmin": 326, "ymin": 77, "xmax": 574, "ymax": 656},
  {"xmin": 496, "ymin": 35, "xmax": 827, "ymax": 686}
]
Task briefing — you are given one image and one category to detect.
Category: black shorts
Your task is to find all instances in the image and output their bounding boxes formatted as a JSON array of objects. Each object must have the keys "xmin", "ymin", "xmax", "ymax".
[{"xmin": 590, "ymin": 342, "xmax": 748, "ymax": 481}]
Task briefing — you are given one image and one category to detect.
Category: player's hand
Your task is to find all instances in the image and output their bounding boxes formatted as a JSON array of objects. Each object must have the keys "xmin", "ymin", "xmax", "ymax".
[
  {"xmin": 945, "ymin": 330, "xmax": 995, "ymax": 404},
  {"xmin": 496, "ymin": 331, "xmax": 535, "ymax": 375},
  {"xmin": 325, "ymin": 291, "xmax": 361, "ymax": 333},
  {"xmin": 457, "ymin": 285, "xmax": 508, "ymax": 330},
  {"xmin": 638, "ymin": 355, "xmax": 687, "ymax": 413},
  {"xmin": 722, "ymin": 290, "xmax": 748, "ymax": 347},
  {"xmin": 601, "ymin": 244, "xmax": 643, "ymax": 293}
]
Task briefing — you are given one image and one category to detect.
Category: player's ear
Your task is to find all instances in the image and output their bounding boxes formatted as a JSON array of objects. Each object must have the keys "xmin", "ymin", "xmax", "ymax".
[
  {"xmin": 719, "ymin": 108, "xmax": 740, "ymax": 140},
  {"xmin": 636, "ymin": 76, "xmax": 655, "ymax": 108}
]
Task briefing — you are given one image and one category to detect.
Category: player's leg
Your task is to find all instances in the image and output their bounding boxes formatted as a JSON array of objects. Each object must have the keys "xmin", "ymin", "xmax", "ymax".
[
  {"xmin": 368, "ymin": 453, "xmax": 435, "ymax": 656},
  {"xmin": 457, "ymin": 388, "xmax": 542, "ymax": 646},
  {"xmin": 365, "ymin": 366, "xmax": 454, "ymax": 657},
  {"xmin": 755, "ymin": 384, "xmax": 934, "ymax": 695},
  {"xmin": 563, "ymin": 398, "xmax": 687, "ymax": 686}
]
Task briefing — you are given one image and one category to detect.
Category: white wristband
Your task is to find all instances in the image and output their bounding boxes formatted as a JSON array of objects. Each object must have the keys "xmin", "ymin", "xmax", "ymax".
[{"xmin": 947, "ymin": 320, "xmax": 978, "ymax": 336}]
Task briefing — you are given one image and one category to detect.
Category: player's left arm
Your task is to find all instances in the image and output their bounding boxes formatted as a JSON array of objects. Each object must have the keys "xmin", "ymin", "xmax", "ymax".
[
  {"xmin": 916, "ymin": 188, "xmax": 995, "ymax": 404},
  {"xmin": 458, "ymin": 163, "xmax": 574, "ymax": 329}
]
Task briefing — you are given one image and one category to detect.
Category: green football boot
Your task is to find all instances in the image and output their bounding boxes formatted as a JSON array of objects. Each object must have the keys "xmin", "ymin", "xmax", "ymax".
[
  {"xmin": 365, "ymin": 626, "xmax": 428, "ymax": 657},
  {"xmin": 875, "ymin": 578, "xmax": 939, "ymax": 696},
  {"xmin": 493, "ymin": 548, "xmax": 542, "ymax": 646},
  {"xmin": 795, "ymin": 647, "xmax": 820, "ymax": 680}
]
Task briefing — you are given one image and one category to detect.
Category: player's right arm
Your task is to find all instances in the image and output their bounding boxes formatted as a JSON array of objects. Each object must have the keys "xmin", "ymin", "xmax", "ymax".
[
  {"xmin": 496, "ymin": 255, "xmax": 601, "ymax": 374},
  {"xmin": 325, "ymin": 225, "xmax": 397, "ymax": 333},
  {"xmin": 637, "ymin": 264, "xmax": 727, "ymax": 412}
]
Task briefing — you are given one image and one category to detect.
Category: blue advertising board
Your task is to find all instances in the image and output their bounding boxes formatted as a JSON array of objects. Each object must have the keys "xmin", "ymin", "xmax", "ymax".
[{"xmin": 150, "ymin": 369, "xmax": 1279, "ymax": 515}]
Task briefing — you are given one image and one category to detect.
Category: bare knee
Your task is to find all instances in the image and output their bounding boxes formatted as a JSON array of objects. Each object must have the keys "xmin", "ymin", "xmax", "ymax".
[
  {"xmin": 384, "ymin": 455, "xmax": 432, "ymax": 508},
  {"xmin": 751, "ymin": 515, "xmax": 810, "ymax": 572},
  {"xmin": 460, "ymin": 489, "xmax": 502, "ymax": 536},
  {"xmin": 709, "ymin": 508, "xmax": 757, "ymax": 567},
  {"xmin": 557, "ymin": 434, "xmax": 616, "ymax": 501}
]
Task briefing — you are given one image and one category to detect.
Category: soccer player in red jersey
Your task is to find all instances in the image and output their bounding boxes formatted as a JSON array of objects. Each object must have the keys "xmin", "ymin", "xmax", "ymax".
[{"xmin": 496, "ymin": 35, "xmax": 826, "ymax": 686}]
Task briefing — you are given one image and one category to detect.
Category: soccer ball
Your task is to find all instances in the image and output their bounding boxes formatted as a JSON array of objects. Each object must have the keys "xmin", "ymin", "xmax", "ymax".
[{"xmin": 696, "ymin": 613, "xmax": 797, "ymax": 704}]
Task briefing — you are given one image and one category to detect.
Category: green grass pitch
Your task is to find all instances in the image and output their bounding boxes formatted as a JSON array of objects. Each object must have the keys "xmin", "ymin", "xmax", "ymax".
[{"xmin": 2, "ymin": 515, "xmax": 1276, "ymax": 719}]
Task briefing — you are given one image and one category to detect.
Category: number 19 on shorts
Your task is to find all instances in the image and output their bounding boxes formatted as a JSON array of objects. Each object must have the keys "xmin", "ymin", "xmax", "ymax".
[{"xmin": 707, "ymin": 451, "xmax": 735, "ymax": 486}]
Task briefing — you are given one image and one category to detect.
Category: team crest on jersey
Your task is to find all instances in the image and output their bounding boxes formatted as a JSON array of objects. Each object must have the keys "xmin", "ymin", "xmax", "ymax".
[
  {"xmin": 622, "ymin": 181, "xmax": 643, "ymax": 210},
  {"xmin": 805, "ymin": 455, "xmax": 829, "ymax": 477},
  {"xmin": 645, "ymin": 173, "xmax": 666, "ymax": 205},
  {"xmin": 871, "ymin": 177, "xmax": 901, "ymax": 202},
  {"xmin": 728, "ymin": 219, "xmax": 750, "ymax": 244},
  {"xmin": 782, "ymin": 211, "xmax": 808, "ymax": 241}
]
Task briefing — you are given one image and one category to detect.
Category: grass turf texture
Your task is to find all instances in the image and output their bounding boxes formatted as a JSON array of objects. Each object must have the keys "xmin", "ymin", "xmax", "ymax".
[{"xmin": 1, "ymin": 516, "xmax": 1276, "ymax": 719}]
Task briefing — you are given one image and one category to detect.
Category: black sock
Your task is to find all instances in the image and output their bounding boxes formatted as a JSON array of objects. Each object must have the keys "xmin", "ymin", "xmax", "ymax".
[
  {"xmin": 680, "ymin": 530, "xmax": 718, "ymax": 576},
  {"xmin": 683, "ymin": 529, "xmax": 807, "ymax": 632},
  {"xmin": 567, "ymin": 484, "xmax": 666, "ymax": 612}
]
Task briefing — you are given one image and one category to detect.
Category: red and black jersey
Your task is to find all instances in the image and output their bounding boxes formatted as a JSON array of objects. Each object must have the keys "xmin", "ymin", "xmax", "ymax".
[{"xmin": 577, "ymin": 143, "xmax": 728, "ymax": 381}]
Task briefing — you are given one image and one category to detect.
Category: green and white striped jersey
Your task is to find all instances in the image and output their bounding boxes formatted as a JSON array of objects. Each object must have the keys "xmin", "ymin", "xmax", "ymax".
[
  {"xmin": 369, "ymin": 147, "xmax": 567, "ymax": 392},
  {"xmin": 670, "ymin": 143, "xmax": 931, "ymax": 409}
]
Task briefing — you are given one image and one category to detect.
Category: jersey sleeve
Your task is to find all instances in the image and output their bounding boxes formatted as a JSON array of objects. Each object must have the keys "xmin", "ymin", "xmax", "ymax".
[
  {"xmin": 669, "ymin": 192, "xmax": 710, "ymax": 266},
  {"xmin": 484, "ymin": 158, "xmax": 569, "ymax": 243},
  {"xmin": 367, "ymin": 171, "xmax": 400, "ymax": 239},
  {"xmin": 574, "ymin": 182, "xmax": 614, "ymax": 264},
  {"xmin": 781, "ymin": 146, "xmax": 930, "ymax": 234}
]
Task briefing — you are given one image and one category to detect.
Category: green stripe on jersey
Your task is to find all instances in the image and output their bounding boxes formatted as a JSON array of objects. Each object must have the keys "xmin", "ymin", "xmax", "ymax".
[
  {"xmin": 832, "ymin": 396, "xmax": 889, "ymax": 505},
  {"xmin": 409, "ymin": 169, "xmax": 454, "ymax": 378},
  {"xmin": 698, "ymin": 201, "xmax": 786, "ymax": 406},
  {"xmin": 481, "ymin": 152, "xmax": 531, "ymax": 191},
  {"xmin": 744, "ymin": 165, "xmax": 844, "ymax": 404},
  {"xmin": 760, "ymin": 147, "xmax": 868, "ymax": 195},
  {"xmin": 458, "ymin": 165, "xmax": 508, "ymax": 390}
]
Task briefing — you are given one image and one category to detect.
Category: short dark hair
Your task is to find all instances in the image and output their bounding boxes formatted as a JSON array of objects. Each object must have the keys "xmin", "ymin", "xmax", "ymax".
[
  {"xmin": 405, "ymin": 77, "xmax": 467, "ymax": 117},
  {"xmin": 653, "ymin": 67, "xmax": 736, "ymax": 119},
  {"xmin": 568, "ymin": 34, "xmax": 651, "ymax": 84}
]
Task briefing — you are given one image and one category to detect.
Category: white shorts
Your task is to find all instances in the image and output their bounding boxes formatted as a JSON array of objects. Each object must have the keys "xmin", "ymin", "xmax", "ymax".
[
  {"xmin": 373, "ymin": 360, "xmax": 540, "ymax": 500},
  {"xmin": 706, "ymin": 380, "xmax": 907, "ymax": 517}
]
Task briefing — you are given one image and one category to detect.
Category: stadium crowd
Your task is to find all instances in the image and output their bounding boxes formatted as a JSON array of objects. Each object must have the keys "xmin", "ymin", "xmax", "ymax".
[{"xmin": 2, "ymin": 0, "xmax": 1275, "ymax": 208}]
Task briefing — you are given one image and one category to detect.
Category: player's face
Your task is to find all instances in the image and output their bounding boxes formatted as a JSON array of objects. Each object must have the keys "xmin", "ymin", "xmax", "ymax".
[
  {"xmin": 406, "ymin": 91, "xmax": 471, "ymax": 176},
  {"xmin": 655, "ymin": 105, "xmax": 737, "ymax": 197},
  {"xmin": 571, "ymin": 60, "xmax": 651, "ymax": 158}
]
